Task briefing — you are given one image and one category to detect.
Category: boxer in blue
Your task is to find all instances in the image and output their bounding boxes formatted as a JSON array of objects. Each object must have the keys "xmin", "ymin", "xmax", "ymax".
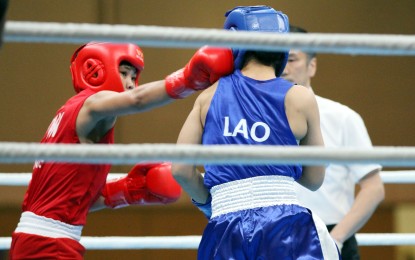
[{"xmin": 172, "ymin": 6, "xmax": 341, "ymax": 259}]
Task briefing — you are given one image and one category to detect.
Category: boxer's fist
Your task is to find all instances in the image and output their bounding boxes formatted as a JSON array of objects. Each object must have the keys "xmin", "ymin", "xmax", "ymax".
[
  {"xmin": 165, "ymin": 46, "xmax": 234, "ymax": 99},
  {"xmin": 103, "ymin": 163, "xmax": 181, "ymax": 209}
]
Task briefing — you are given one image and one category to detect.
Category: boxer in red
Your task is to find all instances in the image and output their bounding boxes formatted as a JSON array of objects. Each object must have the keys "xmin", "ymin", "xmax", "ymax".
[{"xmin": 9, "ymin": 42, "xmax": 233, "ymax": 259}]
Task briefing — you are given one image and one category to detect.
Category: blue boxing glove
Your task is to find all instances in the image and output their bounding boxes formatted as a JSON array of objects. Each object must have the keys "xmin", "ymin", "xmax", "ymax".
[{"xmin": 192, "ymin": 194, "xmax": 212, "ymax": 219}]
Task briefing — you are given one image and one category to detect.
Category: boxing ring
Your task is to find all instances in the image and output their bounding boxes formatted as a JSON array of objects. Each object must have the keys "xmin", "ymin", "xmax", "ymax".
[{"xmin": 2, "ymin": 21, "xmax": 415, "ymax": 251}]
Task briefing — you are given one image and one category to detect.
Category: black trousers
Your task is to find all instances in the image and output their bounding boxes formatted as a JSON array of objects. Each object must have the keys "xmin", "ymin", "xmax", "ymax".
[{"xmin": 327, "ymin": 224, "xmax": 360, "ymax": 260}]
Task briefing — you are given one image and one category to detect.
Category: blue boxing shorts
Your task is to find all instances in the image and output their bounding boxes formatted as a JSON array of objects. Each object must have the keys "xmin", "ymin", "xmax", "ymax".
[{"xmin": 198, "ymin": 176, "xmax": 340, "ymax": 260}]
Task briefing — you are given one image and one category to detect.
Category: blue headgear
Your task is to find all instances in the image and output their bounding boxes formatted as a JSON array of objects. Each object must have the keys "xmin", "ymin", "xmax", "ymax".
[{"xmin": 223, "ymin": 6, "xmax": 289, "ymax": 76}]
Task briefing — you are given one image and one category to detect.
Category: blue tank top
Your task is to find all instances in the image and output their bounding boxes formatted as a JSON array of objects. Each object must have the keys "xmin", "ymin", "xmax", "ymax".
[{"xmin": 202, "ymin": 70, "xmax": 302, "ymax": 189}]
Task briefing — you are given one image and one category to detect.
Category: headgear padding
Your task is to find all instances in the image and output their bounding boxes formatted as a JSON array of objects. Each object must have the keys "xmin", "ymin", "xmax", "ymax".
[
  {"xmin": 70, "ymin": 42, "xmax": 144, "ymax": 93},
  {"xmin": 223, "ymin": 6, "xmax": 289, "ymax": 76}
]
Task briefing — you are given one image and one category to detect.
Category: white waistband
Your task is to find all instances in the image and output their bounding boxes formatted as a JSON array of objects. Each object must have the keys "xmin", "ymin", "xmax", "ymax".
[
  {"xmin": 211, "ymin": 175, "xmax": 299, "ymax": 218},
  {"xmin": 14, "ymin": 211, "xmax": 83, "ymax": 241}
]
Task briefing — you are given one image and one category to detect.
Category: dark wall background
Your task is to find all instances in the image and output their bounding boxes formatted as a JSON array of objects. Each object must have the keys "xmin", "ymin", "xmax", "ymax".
[{"xmin": 0, "ymin": 1, "xmax": 414, "ymax": 259}]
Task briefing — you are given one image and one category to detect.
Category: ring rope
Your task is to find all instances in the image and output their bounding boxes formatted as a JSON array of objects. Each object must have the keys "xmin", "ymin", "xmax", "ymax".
[
  {"xmin": 0, "ymin": 171, "xmax": 413, "ymax": 186},
  {"xmin": 1, "ymin": 142, "xmax": 415, "ymax": 166},
  {"xmin": 5, "ymin": 21, "xmax": 415, "ymax": 56},
  {"xmin": 1, "ymin": 234, "xmax": 414, "ymax": 250}
]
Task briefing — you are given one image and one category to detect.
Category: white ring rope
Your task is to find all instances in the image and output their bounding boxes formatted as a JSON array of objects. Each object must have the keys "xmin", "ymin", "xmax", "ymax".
[
  {"xmin": 0, "ymin": 234, "xmax": 414, "ymax": 250},
  {"xmin": 0, "ymin": 171, "xmax": 412, "ymax": 186},
  {"xmin": 5, "ymin": 21, "xmax": 415, "ymax": 56},
  {"xmin": 1, "ymin": 142, "xmax": 415, "ymax": 166}
]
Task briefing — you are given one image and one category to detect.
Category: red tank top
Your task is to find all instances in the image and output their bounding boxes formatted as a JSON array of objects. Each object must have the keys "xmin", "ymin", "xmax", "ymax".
[{"xmin": 22, "ymin": 89, "xmax": 114, "ymax": 225}]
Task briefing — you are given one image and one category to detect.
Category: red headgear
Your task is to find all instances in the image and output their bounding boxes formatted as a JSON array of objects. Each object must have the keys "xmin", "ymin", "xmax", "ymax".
[{"xmin": 70, "ymin": 42, "xmax": 144, "ymax": 93}]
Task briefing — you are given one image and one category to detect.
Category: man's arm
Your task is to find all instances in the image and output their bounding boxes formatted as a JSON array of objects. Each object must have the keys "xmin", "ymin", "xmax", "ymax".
[
  {"xmin": 330, "ymin": 168, "xmax": 385, "ymax": 245},
  {"xmin": 329, "ymin": 111, "xmax": 385, "ymax": 245}
]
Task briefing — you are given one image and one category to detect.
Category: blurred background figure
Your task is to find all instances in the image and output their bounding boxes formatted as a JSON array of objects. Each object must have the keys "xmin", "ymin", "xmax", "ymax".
[{"xmin": 282, "ymin": 25, "xmax": 385, "ymax": 260}]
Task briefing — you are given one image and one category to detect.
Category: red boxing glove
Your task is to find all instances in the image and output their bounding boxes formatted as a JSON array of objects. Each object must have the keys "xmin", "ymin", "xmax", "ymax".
[
  {"xmin": 165, "ymin": 46, "xmax": 234, "ymax": 99},
  {"xmin": 103, "ymin": 163, "xmax": 181, "ymax": 209}
]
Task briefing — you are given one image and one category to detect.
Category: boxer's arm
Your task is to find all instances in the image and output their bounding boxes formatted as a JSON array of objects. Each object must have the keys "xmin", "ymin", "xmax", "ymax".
[
  {"xmin": 81, "ymin": 80, "xmax": 172, "ymax": 119},
  {"xmin": 172, "ymin": 97, "xmax": 210, "ymax": 204},
  {"xmin": 76, "ymin": 80, "xmax": 172, "ymax": 142},
  {"xmin": 79, "ymin": 47, "xmax": 233, "ymax": 125},
  {"xmin": 293, "ymin": 86, "xmax": 325, "ymax": 191}
]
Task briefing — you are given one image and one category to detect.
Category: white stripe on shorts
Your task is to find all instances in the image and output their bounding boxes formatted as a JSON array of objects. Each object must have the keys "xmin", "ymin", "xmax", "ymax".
[{"xmin": 311, "ymin": 212, "xmax": 341, "ymax": 259}]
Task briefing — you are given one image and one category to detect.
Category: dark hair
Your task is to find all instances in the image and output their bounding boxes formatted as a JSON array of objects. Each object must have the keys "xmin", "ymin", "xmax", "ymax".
[
  {"xmin": 241, "ymin": 51, "xmax": 285, "ymax": 76},
  {"xmin": 289, "ymin": 25, "xmax": 316, "ymax": 59},
  {"xmin": 119, "ymin": 61, "xmax": 138, "ymax": 74},
  {"xmin": 120, "ymin": 61, "xmax": 133, "ymax": 67}
]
